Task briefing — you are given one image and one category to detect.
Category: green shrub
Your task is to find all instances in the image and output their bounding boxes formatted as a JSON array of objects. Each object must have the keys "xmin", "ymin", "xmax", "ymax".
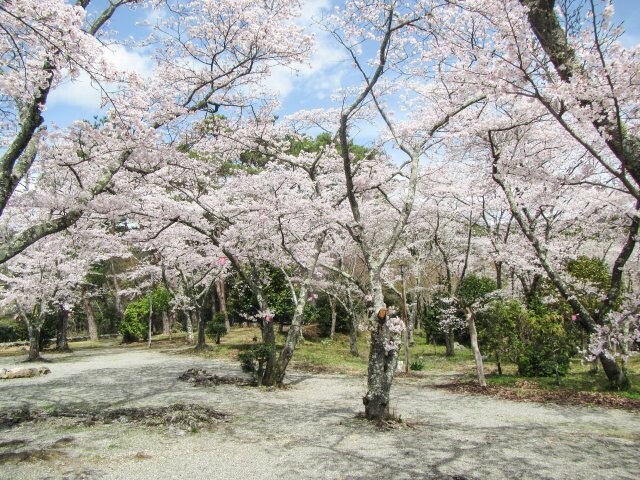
[
  {"xmin": 410, "ymin": 358, "xmax": 425, "ymax": 371},
  {"xmin": 237, "ymin": 343, "xmax": 274, "ymax": 385},
  {"xmin": 478, "ymin": 299, "xmax": 574, "ymax": 378},
  {"xmin": 206, "ymin": 313, "xmax": 227, "ymax": 344},
  {"xmin": 514, "ymin": 312, "xmax": 573, "ymax": 377},
  {"xmin": 120, "ymin": 298, "xmax": 149, "ymax": 343},
  {"xmin": 0, "ymin": 318, "xmax": 27, "ymax": 342}
]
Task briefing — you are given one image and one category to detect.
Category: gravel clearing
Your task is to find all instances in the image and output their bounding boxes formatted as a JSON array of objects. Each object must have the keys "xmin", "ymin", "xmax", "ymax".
[{"xmin": 0, "ymin": 346, "xmax": 639, "ymax": 480}]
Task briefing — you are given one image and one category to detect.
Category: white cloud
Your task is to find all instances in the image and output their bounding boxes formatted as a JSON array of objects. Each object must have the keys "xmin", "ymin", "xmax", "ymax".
[
  {"xmin": 48, "ymin": 72, "xmax": 102, "ymax": 110},
  {"xmin": 103, "ymin": 43, "xmax": 155, "ymax": 79},
  {"xmin": 299, "ymin": 0, "xmax": 332, "ymax": 23},
  {"xmin": 48, "ymin": 44, "xmax": 154, "ymax": 110},
  {"xmin": 267, "ymin": 0, "xmax": 348, "ymax": 108}
]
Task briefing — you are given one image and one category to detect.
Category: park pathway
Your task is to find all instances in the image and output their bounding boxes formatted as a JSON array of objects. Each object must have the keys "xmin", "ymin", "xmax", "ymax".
[{"xmin": 1, "ymin": 347, "xmax": 638, "ymax": 479}]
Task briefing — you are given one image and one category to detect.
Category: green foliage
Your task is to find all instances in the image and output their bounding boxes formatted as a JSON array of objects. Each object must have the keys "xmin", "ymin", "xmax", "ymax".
[
  {"xmin": 121, "ymin": 298, "xmax": 149, "ymax": 343},
  {"xmin": 478, "ymin": 299, "xmax": 574, "ymax": 377},
  {"xmin": 287, "ymin": 132, "xmax": 333, "ymax": 156},
  {"xmin": 226, "ymin": 267, "xmax": 295, "ymax": 326},
  {"xmin": 457, "ymin": 274, "xmax": 497, "ymax": 307},
  {"xmin": 0, "ymin": 317, "xmax": 27, "ymax": 342},
  {"xmin": 120, "ymin": 287, "xmax": 173, "ymax": 343},
  {"xmin": 477, "ymin": 299, "xmax": 523, "ymax": 359},
  {"xmin": 514, "ymin": 311, "xmax": 573, "ymax": 377},
  {"xmin": 206, "ymin": 313, "xmax": 228, "ymax": 344},
  {"xmin": 226, "ymin": 273, "xmax": 257, "ymax": 325},
  {"xmin": 566, "ymin": 256, "xmax": 613, "ymax": 314},
  {"xmin": 263, "ymin": 268, "xmax": 295, "ymax": 323},
  {"xmin": 410, "ymin": 357, "xmax": 425, "ymax": 371},
  {"xmin": 152, "ymin": 287, "xmax": 172, "ymax": 311},
  {"xmin": 238, "ymin": 343, "xmax": 274, "ymax": 385},
  {"xmin": 566, "ymin": 256, "xmax": 611, "ymax": 289}
]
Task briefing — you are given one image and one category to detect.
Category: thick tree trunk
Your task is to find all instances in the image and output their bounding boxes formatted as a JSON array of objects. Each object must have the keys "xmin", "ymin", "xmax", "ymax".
[
  {"xmin": 444, "ymin": 330, "xmax": 455, "ymax": 357},
  {"xmin": 349, "ymin": 314, "xmax": 359, "ymax": 357},
  {"xmin": 83, "ymin": 294, "xmax": 98, "ymax": 341},
  {"xmin": 495, "ymin": 261, "xmax": 503, "ymax": 290},
  {"xmin": 196, "ymin": 290, "xmax": 213, "ymax": 351},
  {"xmin": 260, "ymin": 319, "xmax": 277, "ymax": 386},
  {"xmin": 364, "ymin": 327, "xmax": 399, "ymax": 420},
  {"xmin": 186, "ymin": 311, "xmax": 195, "ymax": 345},
  {"xmin": 363, "ymin": 281, "xmax": 399, "ymax": 420},
  {"xmin": 215, "ymin": 278, "xmax": 230, "ymax": 333},
  {"xmin": 599, "ymin": 352, "xmax": 629, "ymax": 390},
  {"xmin": 195, "ymin": 317, "xmax": 206, "ymax": 350},
  {"xmin": 467, "ymin": 309, "xmax": 486, "ymax": 387},
  {"xmin": 27, "ymin": 324, "xmax": 42, "ymax": 362},
  {"xmin": 56, "ymin": 308, "xmax": 70, "ymax": 352},
  {"xmin": 161, "ymin": 310, "xmax": 170, "ymax": 336}
]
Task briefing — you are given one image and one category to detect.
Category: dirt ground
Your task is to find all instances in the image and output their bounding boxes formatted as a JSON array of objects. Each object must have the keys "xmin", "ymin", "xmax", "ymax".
[{"xmin": 0, "ymin": 346, "xmax": 639, "ymax": 480}]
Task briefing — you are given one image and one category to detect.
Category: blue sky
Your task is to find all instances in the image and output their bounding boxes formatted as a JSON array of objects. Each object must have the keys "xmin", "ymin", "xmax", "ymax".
[{"xmin": 46, "ymin": 0, "xmax": 640, "ymax": 130}]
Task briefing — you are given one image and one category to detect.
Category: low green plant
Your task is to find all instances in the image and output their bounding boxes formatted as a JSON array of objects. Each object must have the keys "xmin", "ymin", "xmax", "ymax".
[
  {"xmin": 120, "ymin": 299, "xmax": 148, "ymax": 343},
  {"xmin": 206, "ymin": 313, "xmax": 228, "ymax": 344},
  {"xmin": 410, "ymin": 357, "xmax": 425, "ymax": 371},
  {"xmin": 514, "ymin": 312, "xmax": 573, "ymax": 378},
  {"xmin": 237, "ymin": 343, "xmax": 274, "ymax": 385}
]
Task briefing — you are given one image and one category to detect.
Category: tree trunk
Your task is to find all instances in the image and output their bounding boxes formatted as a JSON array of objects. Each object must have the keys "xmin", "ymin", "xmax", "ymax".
[
  {"xmin": 599, "ymin": 352, "xmax": 629, "ymax": 390},
  {"xmin": 364, "ymin": 326, "xmax": 399, "ymax": 420},
  {"xmin": 169, "ymin": 310, "xmax": 176, "ymax": 342},
  {"xmin": 444, "ymin": 330, "xmax": 455, "ymax": 357},
  {"xmin": 495, "ymin": 261, "xmax": 503, "ymax": 290},
  {"xmin": 260, "ymin": 319, "xmax": 277, "ymax": 386},
  {"xmin": 467, "ymin": 308, "xmax": 486, "ymax": 387},
  {"xmin": 161, "ymin": 309, "xmax": 170, "ymax": 336},
  {"xmin": 195, "ymin": 315, "xmax": 206, "ymax": 350},
  {"xmin": 274, "ymin": 283, "xmax": 311, "ymax": 385},
  {"xmin": 186, "ymin": 311, "xmax": 195, "ymax": 345},
  {"xmin": 349, "ymin": 313, "xmax": 359, "ymax": 357},
  {"xmin": 408, "ymin": 299, "xmax": 416, "ymax": 346},
  {"xmin": 110, "ymin": 260, "xmax": 125, "ymax": 322},
  {"xmin": 56, "ymin": 308, "xmax": 70, "ymax": 352},
  {"xmin": 495, "ymin": 352, "xmax": 503, "ymax": 376},
  {"xmin": 363, "ymin": 282, "xmax": 399, "ymax": 420},
  {"xmin": 196, "ymin": 290, "xmax": 214, "ymax": 351},
  {"xmin": 329, "ymin": 296, "xmax": 337, "ymax": 340},
  {"xmin": 27, "ymin": 324, "xmax": 42, "ymax": 362},
  {"xmin": 215, "ymin": 278, "xmax": 230, "ymax": 333},
  {"xmin": 83, "ymin": 294, "xmax": 98, "ymax": 341}
]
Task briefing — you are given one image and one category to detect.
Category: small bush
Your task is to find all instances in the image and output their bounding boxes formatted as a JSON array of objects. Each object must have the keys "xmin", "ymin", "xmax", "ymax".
[
  {"xmin": 515, "ymin": 312, "xmax": 573, "ymax": 378},
  {"xmin": 0, "ymin": 319, "xmax": 27, "ymax": 342},
  {"xmin": 206, "ymin": 316, "xmax": 227, "ymax": 344},
  {"xmin": 410, "ymin": 358, "xmax": 425, "ymax": 371},
  {"xmin": 237, "ymin": 344, "xmax": 274, "ymax": 385},
  {"xmin": 120, "ymin": 299, "xmax": 149, "ymax": 343}
]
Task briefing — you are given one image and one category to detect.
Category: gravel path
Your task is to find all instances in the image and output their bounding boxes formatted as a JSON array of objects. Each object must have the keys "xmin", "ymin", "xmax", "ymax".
[{"xmin": 0, "ymin": 347, "xmax": 639, "ymax": 480}]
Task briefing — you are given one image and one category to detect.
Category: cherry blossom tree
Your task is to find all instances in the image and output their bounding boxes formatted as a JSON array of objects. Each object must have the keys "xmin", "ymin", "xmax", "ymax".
[
  {"xmin": 315, "ymin": 0, "xmax": 486, "ymax": 420},
  {"xmin": 419, "ymin": 0, "xmax": 640, "ymax": 388},
  {"xmin": 0, "ymin": 0, "xmax": 141, "ymax": 263},
  {"xmin": 0, "ymin": 0, "xmax": 312, "ymax": 265}
]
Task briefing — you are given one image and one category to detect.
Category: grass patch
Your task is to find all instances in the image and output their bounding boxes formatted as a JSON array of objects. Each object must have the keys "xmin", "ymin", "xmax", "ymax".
[{"xmin": 482, "ymin": 355, "xmax": 640, "ymax": 399}]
